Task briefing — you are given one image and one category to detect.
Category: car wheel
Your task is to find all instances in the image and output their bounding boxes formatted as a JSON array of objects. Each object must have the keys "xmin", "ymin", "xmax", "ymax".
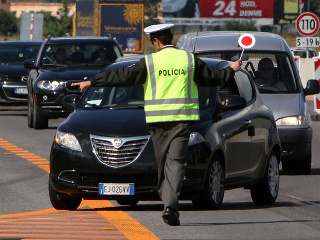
[
  {"xmin": 294, "ymin": 148, "xmax": 311, "ymax": 175},
  {"xmin": 116, "ymin": 199, "xmax": 139, "ymax": 206},
  {"xmin": 48, "ymin": 178, "xmax": 82, "ymax": 210},
  {"xmin": 27, "ymin": 95, "xmax": 34, "ymax": 128},
  {"xmin": 33, "ymin": 100, "xmax": 48, "ymax": 129},
  {"xmin": 192, "ymin": 155, "xmax": 225, "ymax": 210},
  {"xmin": 250, "ymin": 150, "xmax": 279, "ymax": 205}
]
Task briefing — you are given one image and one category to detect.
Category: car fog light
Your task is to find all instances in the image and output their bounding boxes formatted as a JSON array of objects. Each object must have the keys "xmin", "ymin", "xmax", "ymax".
[
  {"xmin": 55, "ymin": 131, "xmax": 82, "ymax": 151},
  {"xmin": 43, "ymin": 95, "xmax": 48, "ymax": 101},
  {"xmin": 188, "ymin": 132, "xmax": 205, "ymax": 146}
]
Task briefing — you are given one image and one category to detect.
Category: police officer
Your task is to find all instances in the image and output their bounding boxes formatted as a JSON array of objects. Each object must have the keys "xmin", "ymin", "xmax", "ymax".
[{"xmin": 72, "ymin": 24, "xmax": 242, "ymax": 226}]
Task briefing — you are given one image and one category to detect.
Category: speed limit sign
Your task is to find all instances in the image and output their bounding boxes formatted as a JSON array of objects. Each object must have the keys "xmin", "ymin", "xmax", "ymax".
[{"xmin": 296, "ymin": 12, "xmax": 320, "ymax": 36}]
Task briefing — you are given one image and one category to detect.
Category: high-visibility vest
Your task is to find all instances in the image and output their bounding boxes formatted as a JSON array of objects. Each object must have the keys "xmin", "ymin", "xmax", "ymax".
[{"xmin": 144, "ymin": 48, "xmax": 199, "ymax": 123}]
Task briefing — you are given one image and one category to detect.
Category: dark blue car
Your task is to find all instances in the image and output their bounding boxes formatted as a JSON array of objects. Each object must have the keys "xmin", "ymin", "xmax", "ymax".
[{"xmin": 0, "ymin": 41, "xmax": 41, "ymax": 103}]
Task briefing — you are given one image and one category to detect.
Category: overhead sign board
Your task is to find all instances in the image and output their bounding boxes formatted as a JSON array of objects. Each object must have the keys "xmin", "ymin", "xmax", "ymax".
[
  {"xmin": 199, "ymin": 0, "xmax": 274, "ymax": 19},
  {"xmin": 162, "ymin": 0, "xmax": 274, "ymax": 26},
  {"xmin": 296, "ymin": 12, "xmax": 320, "ymax": 36},
  {"xmin": 99, "ymin": 3, "xmax": 144, "ymax": 53}
]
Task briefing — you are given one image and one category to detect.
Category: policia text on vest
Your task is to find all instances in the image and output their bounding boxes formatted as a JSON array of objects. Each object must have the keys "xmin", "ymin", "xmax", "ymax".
[{"xmin": 159, "ymin": 68, "xmax": 186, "ymax": 76}]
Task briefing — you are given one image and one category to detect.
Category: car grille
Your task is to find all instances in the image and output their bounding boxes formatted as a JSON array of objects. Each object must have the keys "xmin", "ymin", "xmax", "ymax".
[
  {"xmin": 66, "ymin": 80, "xmax": 82, "ymax": 92},
  {"xmin": 91, "ymin": 135, "xmax": 151, "ymax": 168}
]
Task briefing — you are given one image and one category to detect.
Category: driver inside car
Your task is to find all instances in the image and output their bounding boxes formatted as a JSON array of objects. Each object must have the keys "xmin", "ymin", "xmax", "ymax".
[{"xmin": 254, "ymin": 57, "xmax": 286, "ymax": 91}]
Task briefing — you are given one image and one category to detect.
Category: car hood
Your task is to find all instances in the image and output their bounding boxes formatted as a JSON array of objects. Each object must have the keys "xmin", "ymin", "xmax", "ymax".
[
  {"xmin": 260, "ymin": 93, "xmax": 301, "ymax": 120},
  {"xmin": 65, "ymin": 109, "xmax": 149, "ymax": 136},
  {"xmin": 40, "ymin": 67, "xmax": 103, "ymax": 80},
  {"xmin": 0, "ymin": 65, "xmax": 28, "ymax": 77}
]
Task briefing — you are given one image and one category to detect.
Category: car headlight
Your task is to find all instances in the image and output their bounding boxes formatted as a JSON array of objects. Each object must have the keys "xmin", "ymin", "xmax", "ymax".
[
  {"xmin": 37, "ymin": 80, "xmax": 64, "ymax": 90},
  {"xmin": 276, "ymin": 115, "xmax": 305, "ymax": 126},
  {"xmin": 55, "ymin": 131, "xmax": 82, "ymax": 151},
  {"xmin": 188, "ymin": 132, "xmax": 205, "ymax": 146}
]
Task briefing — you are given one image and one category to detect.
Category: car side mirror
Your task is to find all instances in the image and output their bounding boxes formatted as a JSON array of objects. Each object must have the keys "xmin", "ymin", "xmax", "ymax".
[
  {"xmin": 304, "ymin": 79, "xmax": 320, "ymax": 96},
  {"xmin": 222, "ymin": 95, "xmax": 247, "ymax": 111},
  {"xmin": 23, "ymin": 59, "xmax": 36, "ymax": 69},
  {"xmin": 63, "ymin": 94, "xmax": 80, "ymax": 110}
]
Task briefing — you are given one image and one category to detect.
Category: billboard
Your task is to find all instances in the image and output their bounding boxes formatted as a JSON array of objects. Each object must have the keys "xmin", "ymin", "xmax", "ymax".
[
  {"xmin": 100, "ymin": 3, "xmax": 144, "ymax": 53},
  {"xmin": 200, "ymin": 0, "xmax": 273, "ymax": 18},
  {"xmin": 75, "ymin": 0, "xmax": 99, "ymax": 36},
  {"xmin": 162, "ymin": 0, "xmax": 274, "ymax": 25}
]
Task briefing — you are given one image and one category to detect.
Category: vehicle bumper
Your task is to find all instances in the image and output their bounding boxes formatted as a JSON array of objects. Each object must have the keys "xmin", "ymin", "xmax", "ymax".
[
  {"xmin": 50, "ymin": 141, "xmax": 159, "ymax": 200},
  {"xmin": 278, "ymin": 126, "xmax": 312, "ymax": 160},
  {"xmin": 35, "ymin": 92, "xmax": 76, "ymax": 118},
  {"xmin": 0, "ymin": 82, "xmax": 28, "ymax": 103}
]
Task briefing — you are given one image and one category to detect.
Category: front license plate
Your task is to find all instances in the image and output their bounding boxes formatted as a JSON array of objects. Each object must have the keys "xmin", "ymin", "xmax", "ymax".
[
  {"xmin": 99, "ymin": 183, "xmax": 135, "ymax": 195},
  {"xmin": 14, "ymin": 88, "xmax": 28, "ymax": 94}
]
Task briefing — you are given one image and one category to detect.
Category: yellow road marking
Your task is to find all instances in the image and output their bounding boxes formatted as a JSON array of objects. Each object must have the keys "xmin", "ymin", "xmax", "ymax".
[{"xmin": 0, "ymin": 138, "xmax": 160, "ymax": 240}]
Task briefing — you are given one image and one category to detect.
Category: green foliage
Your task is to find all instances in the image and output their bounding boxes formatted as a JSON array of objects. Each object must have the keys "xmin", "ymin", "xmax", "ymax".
[
  {"xmin": 222, "ymin": 20, "xmax": 258, "ymax": 31},
  {"xmin": 0, "ymin": 9, "xmax": 18, "ymax": 36},
  {"xmin": 39, "ymin": 1, "xmax": 73, "ymax": 37},
  {"xmin": 309, "ymin": 0, "xmax": 320, "ymax": 16}
]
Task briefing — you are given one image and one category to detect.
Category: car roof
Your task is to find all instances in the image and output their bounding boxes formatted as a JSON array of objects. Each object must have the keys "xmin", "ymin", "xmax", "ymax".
[
  {"xmin": 45, "ymin": 36, "xmax": 117, "ymax": 43},
  {"xmin": 177, "ymin": 31, "xmax": 291, "ymax": 53},
  {"xmin": 0, "ymin": 41, "xmax": 42, "ymax": 46}
]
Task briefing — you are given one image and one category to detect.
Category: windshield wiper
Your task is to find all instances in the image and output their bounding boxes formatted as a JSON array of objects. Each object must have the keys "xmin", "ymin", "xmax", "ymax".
[
  {"xmin": 81, "ymin": 102, "xmax": 103, "ymax": 109},
  {"xmin": 110, "ymin": 105, "xmax": 144, "ymax": 110}
]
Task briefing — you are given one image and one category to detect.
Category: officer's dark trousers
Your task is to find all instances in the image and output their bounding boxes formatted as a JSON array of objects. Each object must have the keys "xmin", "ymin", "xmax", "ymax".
[{"xmin": 149, "ymin": 122, "xmax": 190, "ymax": 213}]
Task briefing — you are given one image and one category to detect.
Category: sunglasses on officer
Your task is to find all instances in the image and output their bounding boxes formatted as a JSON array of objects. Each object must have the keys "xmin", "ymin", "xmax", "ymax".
[{"xmin": 150, "ymin": 38, "xmax": 155, "ymax": 45}]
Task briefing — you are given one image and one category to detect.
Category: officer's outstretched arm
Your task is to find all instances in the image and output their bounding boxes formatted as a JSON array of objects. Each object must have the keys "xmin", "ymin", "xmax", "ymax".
[{"xmin": 71, "ymin": 81, "xmax": 91, "ymax": 92}]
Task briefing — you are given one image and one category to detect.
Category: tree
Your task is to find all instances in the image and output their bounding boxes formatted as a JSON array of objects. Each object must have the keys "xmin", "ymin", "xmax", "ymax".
[
  {"xmin": 222, "ymin": 20, "xmax": 257, "ymax": 31},
  {"xmin": 0, "ymin": 9, "xmax": 18, "ymax": 36},
  {"xmin": 309, "ymin": 0, "xmax": 320, "ymax": 16},
  {"xmin": 40, "ymin": 0, "xmax": 73, "ymax": 37}
]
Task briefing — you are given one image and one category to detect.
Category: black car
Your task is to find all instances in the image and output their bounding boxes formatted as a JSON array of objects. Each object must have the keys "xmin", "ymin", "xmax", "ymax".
[
  {"xmin": 49, "ymin": 57, "xmax": 281, "ymax": 210},
  {"xmin": 24, "ymin": 36, "xmax": 123, "ymax": 129},
  {"xmin": 0, "ymin": 41, "xmax": 41, "ymax": 103}
]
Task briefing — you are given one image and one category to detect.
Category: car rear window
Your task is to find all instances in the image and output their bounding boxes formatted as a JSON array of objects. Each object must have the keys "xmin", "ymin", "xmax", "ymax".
[{"xmin": 197, "ymin": 51, "xmax": 299, "ymax": 94}]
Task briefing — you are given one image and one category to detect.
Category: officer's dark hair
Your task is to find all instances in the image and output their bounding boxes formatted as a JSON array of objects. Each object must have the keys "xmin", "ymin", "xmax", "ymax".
[{"xmin": 150, "ymin": 28, "xmax": 173, "ymax": 45}]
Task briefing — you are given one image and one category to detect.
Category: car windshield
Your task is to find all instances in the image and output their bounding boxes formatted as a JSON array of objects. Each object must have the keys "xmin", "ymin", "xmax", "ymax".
[
  {"xmin": 0, "ymin": 45, "xmax": 40, "ymax": 65},
  {"xmin": 79, "ymin": 85, "xmax": 214, "ymax": 110},
  {"xmin": 197, "ymin": 51, "xmax": 299, "ymax": 94},
  {"xmin": 41, "ymin": 42, "xmax": 122, "ymax": 67}
]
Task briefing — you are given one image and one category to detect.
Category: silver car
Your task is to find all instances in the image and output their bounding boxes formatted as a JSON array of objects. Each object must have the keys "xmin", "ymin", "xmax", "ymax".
[{"xmin": 177, "ymin": 31, "xmax": 319, "ymax": 174}]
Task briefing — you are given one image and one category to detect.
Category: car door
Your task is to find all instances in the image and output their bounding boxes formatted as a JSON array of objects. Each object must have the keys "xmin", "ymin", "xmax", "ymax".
[
  {"xmin": 217, "ymin": 73, "xmax": 253, "ymax": 182},
  {"xmin": 235, "ymin": 71, "xmax": 269, "ymax": 178}
]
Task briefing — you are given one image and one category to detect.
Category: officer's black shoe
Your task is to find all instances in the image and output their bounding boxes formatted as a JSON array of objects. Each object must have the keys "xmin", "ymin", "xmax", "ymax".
[{"xmin": 162, "ymin": 207, "xmax": 180, "ymax": 226}]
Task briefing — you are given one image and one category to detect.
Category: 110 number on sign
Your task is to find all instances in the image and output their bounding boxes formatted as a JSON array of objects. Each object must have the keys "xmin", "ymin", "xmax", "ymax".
[{"xmin": 296, "ymin": 37, "xmax": 320, "ymax": 47}]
